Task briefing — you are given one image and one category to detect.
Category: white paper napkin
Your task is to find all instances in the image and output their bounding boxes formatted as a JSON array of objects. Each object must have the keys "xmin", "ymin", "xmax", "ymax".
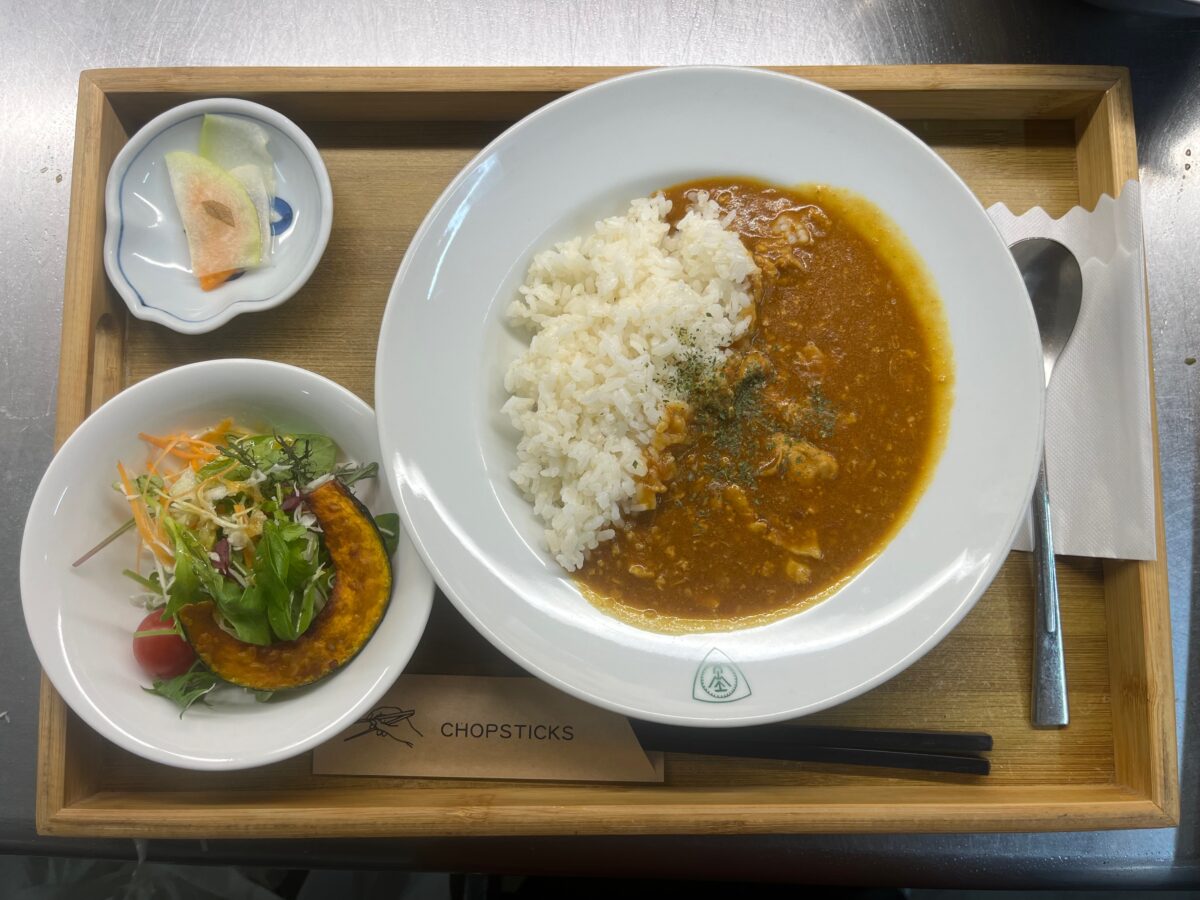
[{"xmin": 987, "ymin": 180, "xmax": 1156, "ymax": 560}]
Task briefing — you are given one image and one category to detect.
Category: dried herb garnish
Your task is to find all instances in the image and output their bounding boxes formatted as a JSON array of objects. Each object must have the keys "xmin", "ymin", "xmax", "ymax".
[
  {"xmin": 215, "ymin": 437, "xmax": 261, "ymax": 472},
  {"xmin": 661, "ymin": 333, "xmax": 841, "ymax": 490},
  {"xmin": 661, "ymin": 328, "xmax": 724, "ymax": 404},
  {"xmin": 273, "ymin": 430, "xmax": 321, "ymax": 483},
  {"xmin": 802, "ymin": 384, "xmax": 838, "ymax": 440}
]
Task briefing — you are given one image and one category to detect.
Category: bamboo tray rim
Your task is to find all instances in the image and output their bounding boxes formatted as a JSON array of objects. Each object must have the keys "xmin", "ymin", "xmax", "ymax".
[{"xmin": 36, "ymin": 64, "xmax": 1178, "ymax": 838}]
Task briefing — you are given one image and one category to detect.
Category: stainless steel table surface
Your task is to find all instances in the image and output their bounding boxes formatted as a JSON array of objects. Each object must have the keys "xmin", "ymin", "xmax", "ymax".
[{"xmin": 2, "ymin": 0, "xmax": 1198, "ymax": 887}]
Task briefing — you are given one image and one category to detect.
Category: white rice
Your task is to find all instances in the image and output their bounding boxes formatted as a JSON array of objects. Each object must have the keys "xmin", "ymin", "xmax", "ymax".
[{"xmin": 502, "ymin": 193, "xmax": 758, "ymax": 570}]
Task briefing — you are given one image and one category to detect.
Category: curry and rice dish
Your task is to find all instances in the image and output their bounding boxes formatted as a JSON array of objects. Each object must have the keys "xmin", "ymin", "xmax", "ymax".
[{"xmin": 503, "ymin": 178, "xmax": 952, "ymax": 632}]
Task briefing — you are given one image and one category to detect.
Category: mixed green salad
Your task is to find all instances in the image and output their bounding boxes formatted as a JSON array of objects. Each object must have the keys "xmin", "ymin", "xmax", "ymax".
[{"xmin": 79, "ymin": 420, "xmax": 398, "ymax": 714}]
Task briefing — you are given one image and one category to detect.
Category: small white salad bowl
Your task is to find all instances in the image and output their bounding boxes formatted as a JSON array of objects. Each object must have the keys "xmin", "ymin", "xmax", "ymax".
[
  {"xmin": 20, "ymin": 359, "xmax": 433, "ymax": 770},
  {"xmin": 104, "ymin": 98, "xmax": 333, "ymax": 335}
]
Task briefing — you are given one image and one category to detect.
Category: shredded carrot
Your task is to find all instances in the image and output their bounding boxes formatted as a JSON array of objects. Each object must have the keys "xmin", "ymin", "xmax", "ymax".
[
  {"xmin": 179, "ymin": 437, "xmax": 217, "ymax": 450},
  {"xmin": 139, "ymin": 432, "xmax": 219, "ymax": 457},
  {"xmin": 154, "ymin": 445, "xmax": 212, "ymax": 464},
  {"xmin": 198, "ymin": 418, "xmax": 235, "ymax": 443},
  {"xmin": 123, "ymin": 421, "xmax": 258, "ymax": 570},
  {"xmin": 147, "ymin": 437, "xmax": 182, "ymax": 475},
  {"xmin": 139, "ymin": 432, "xmax": 185, "ymax": 449},
  {"xmin": 186, "ymin": 463, "xmax": 235, "ymax": 499},
  {"xmin": 117, "ymin": 461, "xmax": 173, "ymax": 566},
  {"xmin": 243, "ymin": 545, "xmax": 254, "ymax": 569},
  {"xmin": 199, "ymin": 270, "xmax": 238, "ymax": 292},
  {"xmin": 187, "ymin": 446, "xmax": 228, "ymax": 470}
]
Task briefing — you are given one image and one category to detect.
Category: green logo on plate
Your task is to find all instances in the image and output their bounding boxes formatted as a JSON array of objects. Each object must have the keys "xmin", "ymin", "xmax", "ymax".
[{"xmin": 693, "ymin": 649, "xmax": 751, "ymax": 703}]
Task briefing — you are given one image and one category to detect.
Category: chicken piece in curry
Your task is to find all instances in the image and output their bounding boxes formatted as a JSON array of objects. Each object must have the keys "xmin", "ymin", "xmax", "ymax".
[{"xmin": 575, "ymin": 178, "xmax": 953, "ymax": 632}]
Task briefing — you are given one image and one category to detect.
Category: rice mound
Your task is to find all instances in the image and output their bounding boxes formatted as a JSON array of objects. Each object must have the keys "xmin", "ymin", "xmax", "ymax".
[{"xmin": 503, "ymin": 193, "xmax": 758, "ymax": 570}]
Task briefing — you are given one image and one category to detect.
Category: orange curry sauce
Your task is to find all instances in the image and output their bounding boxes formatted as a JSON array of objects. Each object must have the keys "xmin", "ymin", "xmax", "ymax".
[{"xmin": 575, "ymin": 178, "xmax": 953, "ymax": 632}]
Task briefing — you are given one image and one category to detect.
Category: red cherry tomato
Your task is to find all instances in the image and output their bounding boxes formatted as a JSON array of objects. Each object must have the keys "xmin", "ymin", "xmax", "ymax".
[{"xmin": 132, "ymin": 608, "xmax": 196, "ymax": 679}]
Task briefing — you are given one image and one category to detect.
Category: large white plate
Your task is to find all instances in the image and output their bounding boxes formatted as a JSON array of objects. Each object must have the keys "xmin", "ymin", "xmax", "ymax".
[
  {"xmin": 21, "ymin": 360, "xmax": 433, "ymax": 769},
  {"xmin": 375, "ymin": 67, "xmax": 1043, "ymax": 726}
]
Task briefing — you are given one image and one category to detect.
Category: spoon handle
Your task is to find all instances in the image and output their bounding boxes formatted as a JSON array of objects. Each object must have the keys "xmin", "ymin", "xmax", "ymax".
[{"xmin": 1031, "ymin": 455, "xmax": 1069, "ymax": 727}]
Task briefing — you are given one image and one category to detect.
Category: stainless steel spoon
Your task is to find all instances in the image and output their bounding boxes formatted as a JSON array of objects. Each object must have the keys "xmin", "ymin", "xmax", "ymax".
[{"xmin": 1011, "ymin": 237, "xmax": 1083, "ymax": 728}]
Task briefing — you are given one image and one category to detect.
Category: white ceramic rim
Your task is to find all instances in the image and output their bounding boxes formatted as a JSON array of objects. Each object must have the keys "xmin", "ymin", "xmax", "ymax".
[
  {"xmin": 376, "ymin": 66, "xmax": 1045, "ymax": 726},
  {"xmin": 102, "ymin": 98, "xmax": 333, "ymax": 335}
]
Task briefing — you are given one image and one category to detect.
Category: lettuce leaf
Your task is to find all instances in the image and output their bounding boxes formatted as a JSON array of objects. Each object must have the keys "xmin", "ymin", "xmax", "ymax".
[
  {"xmin": 374, "ymin": 513, "xmax": 400, "ymax": 556},
  {"xmin": 143, "ymin": 662, "xmax": 220, "ymax": 717}
]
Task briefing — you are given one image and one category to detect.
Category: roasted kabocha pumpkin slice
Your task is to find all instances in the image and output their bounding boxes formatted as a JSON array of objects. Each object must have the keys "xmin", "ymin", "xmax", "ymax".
[{"xmin": 177, "ymin": 479, "xmax": 393, "ymax": 691}]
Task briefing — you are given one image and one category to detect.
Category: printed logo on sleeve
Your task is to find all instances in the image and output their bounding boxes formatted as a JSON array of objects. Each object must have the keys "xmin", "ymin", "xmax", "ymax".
[{"xmin": 344, "ymin": 705, "xmax": 423, "ymax": 748}]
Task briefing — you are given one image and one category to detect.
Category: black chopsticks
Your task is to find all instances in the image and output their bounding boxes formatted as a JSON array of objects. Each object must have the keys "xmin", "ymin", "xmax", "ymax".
[{"xmin": 631, "ymin": 721, "xmax": 992, "ymax": 776}]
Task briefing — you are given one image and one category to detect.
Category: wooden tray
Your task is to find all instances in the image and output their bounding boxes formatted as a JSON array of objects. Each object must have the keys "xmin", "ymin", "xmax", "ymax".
[{"xmin": 39, "ymin": 65, "xmax": 1177, "ymax": 837}]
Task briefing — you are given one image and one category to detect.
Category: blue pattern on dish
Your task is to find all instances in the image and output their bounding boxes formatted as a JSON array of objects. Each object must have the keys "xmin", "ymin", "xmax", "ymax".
[{"xmin": 271, "ymin": 197, "xmax": 294, "ymax": 235}]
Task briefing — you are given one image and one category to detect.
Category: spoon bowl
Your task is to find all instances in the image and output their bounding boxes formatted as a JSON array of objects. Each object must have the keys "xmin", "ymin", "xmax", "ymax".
[{"xmin": 1012, "ymin": 238, "xmax": 1083, "ymax": 385}]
